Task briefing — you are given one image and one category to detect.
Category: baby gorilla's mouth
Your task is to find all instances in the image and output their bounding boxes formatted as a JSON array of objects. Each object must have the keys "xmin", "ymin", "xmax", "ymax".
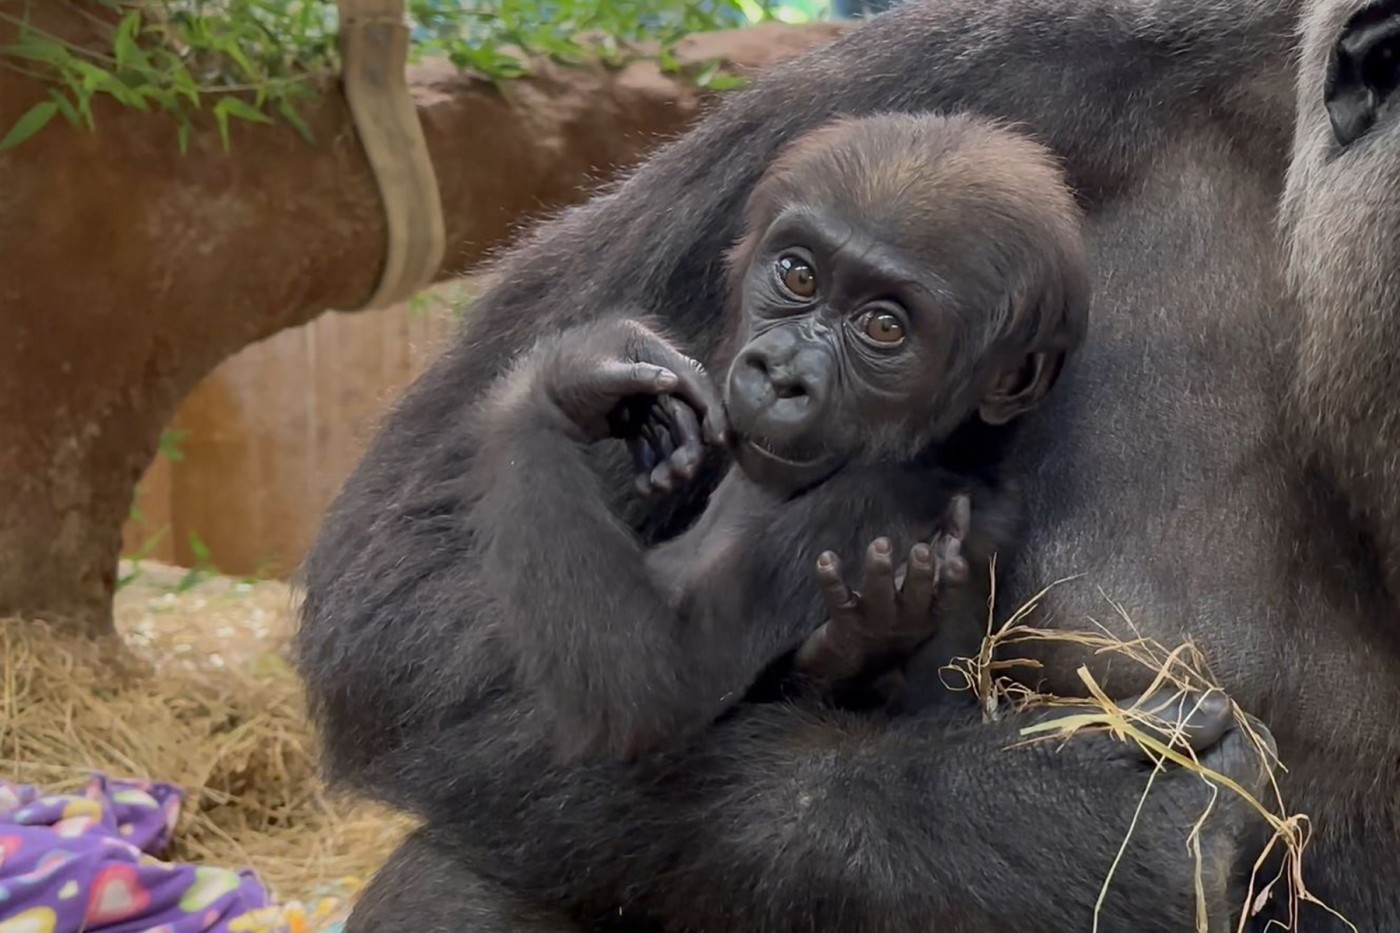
[
  {"xmin": 745, "ymin": 435, "xmax": 788, "ymax": 458},
  {"xmin": 730, "ymin": 428, "xmax": 844, "ymax": 497},
  {"xmin": 773, "ymin": 383, "xmax": 807, "ymax": 401},
  {"xmin": 732, "ymin": 425, "xmax": 818, "ymax": 466}
]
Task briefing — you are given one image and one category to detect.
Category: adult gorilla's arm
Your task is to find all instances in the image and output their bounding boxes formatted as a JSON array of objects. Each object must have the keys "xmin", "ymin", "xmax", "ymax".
[{"xmin": 296, "ymin": 0, "xmax": 1291, "ymax": 925}]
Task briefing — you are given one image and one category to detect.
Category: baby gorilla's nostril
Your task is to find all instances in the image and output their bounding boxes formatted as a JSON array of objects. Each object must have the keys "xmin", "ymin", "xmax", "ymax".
[{"xmin": 745, "ymin": 352, "xmax": 770, "ymax": 377}]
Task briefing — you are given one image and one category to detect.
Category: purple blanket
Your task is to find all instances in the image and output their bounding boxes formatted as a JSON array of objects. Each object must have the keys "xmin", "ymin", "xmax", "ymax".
[{"xmin": 0, "ymin": 775, "xmax": 272, "ymax": 932}]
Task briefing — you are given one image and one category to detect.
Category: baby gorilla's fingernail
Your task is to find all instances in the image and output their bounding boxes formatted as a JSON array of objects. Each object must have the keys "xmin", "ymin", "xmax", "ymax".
[
  {"xmin": 911, "ymin": 543, "xmax": 932, "ymax": 564},
  {"xmin": 817, "ymin": 552, "xmax": 835, "ymax": 570},
  {"xmin": 872, "ymin": 538, "xmax": 891, "ymax": 555}
]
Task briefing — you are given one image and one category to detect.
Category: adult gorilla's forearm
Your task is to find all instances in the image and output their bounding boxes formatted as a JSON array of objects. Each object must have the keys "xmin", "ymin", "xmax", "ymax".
[
  {"xmin": 296, "ymin": 0, "xmax": 1293, "ymax": 924},
  {"xmin": 416, "ymin": 698, "xmax": 1266, "ymax": 931}
]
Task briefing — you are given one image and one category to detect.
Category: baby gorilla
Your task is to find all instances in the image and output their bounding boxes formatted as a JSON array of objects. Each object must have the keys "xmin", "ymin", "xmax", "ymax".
[{"xmin": 473, "ymin": 112, "xmax": 1089, "ymax": 760}]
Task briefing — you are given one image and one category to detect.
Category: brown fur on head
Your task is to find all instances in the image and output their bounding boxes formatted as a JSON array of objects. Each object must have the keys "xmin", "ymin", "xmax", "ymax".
[{"xmin": 717, "ymin": 111, "xmax": 1090, "ymax": 389}]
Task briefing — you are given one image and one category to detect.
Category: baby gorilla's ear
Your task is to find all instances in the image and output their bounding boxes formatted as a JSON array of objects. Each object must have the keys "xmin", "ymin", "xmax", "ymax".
[{"xmin": 978, "ymin": 351, "xmax": 1065, "ymax": 425}]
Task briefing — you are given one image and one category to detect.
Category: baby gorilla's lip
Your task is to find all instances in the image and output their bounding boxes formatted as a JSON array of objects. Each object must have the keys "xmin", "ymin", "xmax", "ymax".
[
  {"xmin": 741, "ymin": 435, "xmax": 806, "ymax": 464},
  {"xmin": 733, "ymin": 433, "xmax": 844, "ymax": 496}
]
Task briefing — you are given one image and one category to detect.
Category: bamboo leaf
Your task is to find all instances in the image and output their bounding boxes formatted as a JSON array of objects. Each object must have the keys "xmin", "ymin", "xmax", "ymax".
[
  {"xmin": 113, "ymin": 10, "xmax": 149, "ymax": 71},
  {"xmin": 214, "ymin": 95, "xmax": 274, "ymax": 126},
  {"xmin": 0, "ymin": 100, "xmax": 58, "ymax": 150},
  {"xmin": 276, "ymin": 98, "xmax": 315, "ymax": 144}
]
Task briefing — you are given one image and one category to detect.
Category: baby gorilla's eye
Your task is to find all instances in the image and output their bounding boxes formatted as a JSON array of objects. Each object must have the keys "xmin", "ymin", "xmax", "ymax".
[
  {"xmin": 860, "ymin": 310, "xmax": 906, "ymax": 345},
  {"xmin": 776, "ymin": 255, "xmax": 818, "ymax": 299}
]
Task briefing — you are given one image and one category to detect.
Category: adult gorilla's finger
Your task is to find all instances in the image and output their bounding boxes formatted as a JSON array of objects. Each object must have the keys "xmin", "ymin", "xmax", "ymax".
[
  {"xmin": 1122, "ymin": 689, "xmax": 1235, "ymax": 756},
  {"xmin": 1027, "ymin": 689, "xmax": 1239, "ymax": 764}
]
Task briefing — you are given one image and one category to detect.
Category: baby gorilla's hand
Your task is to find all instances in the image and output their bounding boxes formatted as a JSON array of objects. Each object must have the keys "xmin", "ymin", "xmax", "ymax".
[
  {"xmin": 796, "ymin": 495, "xmax": 972, "ymax": 691},
  {"xmin": 537, "ymin": 318, "xmax": 728, "ymax": 494}
]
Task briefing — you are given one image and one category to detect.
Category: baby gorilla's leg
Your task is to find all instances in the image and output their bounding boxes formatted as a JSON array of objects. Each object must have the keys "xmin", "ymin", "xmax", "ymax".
[{"xmin": 795, "ymin": 495, "xmax": 971, "ymax": 700}]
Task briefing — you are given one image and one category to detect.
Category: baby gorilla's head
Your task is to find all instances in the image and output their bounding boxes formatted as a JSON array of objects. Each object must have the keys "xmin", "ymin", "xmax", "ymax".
[{"xmin": 718, "ymin": 112, "xmax": 1090, "ymax": 494}]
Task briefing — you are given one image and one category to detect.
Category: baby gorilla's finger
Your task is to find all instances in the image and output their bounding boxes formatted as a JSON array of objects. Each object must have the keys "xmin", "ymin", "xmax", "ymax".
[
  {"xmin": 946, "ymin": 493, "xmax": 972, "ymax": 541},
  {"xmin": 898, "ymin": 542, "xmax": 937, "ymax": 616},
  {"xmin": 860, "ymin": 539, "xmax": 898, "ymax": 622},
  {"xmin": 934, "ymin": 532, "xmax": 969, "ymax": 585},
  {"xmin": 628, "ymin": 437, "xmax": 657, "ymax": 487},
  {"xmin": 663, "ymin": 355, "xmax": 729, "ymax": 447},
  {"xmin": 633, "ymin": 421, "xmax": 674, "ymax": 496},
  {"xmin": 814, "ymin": 551, "xmax": 861, "ymax": 630},
  {"xmin": 588, "ymin": 360, "xmax": 679, "ymax": 399},
  {"xmin": 648, "ymin": 459, "xmax": 677, "ymax": 494},
  {"xmin": 655, "ymin": 396, "xmax": 704, "ymax": 482},
  {"xmin": 641, "ymin": 418, "xmax": 675, "ymax": 462}
]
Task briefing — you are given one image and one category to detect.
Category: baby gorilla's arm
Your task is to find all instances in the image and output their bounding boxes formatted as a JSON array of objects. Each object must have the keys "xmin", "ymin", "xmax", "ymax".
[{"xmin": 796, "ymin": 494, "xmax": 972, "ymax": 705}]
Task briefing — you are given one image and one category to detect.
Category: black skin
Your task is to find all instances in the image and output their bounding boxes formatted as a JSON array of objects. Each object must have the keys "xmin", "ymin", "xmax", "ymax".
[
  {"xmin": 480, "ymin": 115, "xmax": 1090, "ymax": 761},
  {"xmin": 296, "ymin": 0, "xmax": 1400, "ymax": 930}
]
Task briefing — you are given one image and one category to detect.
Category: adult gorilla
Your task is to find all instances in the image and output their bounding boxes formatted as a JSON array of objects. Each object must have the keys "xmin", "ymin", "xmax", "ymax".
[{"xmin": 296, "ymin": 0, "xmax": 1400, "ymax": 929}]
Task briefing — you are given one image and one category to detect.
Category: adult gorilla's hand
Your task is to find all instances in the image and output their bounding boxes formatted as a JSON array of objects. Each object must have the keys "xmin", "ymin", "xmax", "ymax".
[{"xmin": 533, "ymin": 317, "xmax": 730, "ymax": 494}]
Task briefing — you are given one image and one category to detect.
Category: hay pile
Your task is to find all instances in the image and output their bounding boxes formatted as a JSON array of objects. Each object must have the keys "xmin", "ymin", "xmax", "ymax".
[{"xmin": 0, "ymin": 561, "xmax": 413, "ymax": 927}]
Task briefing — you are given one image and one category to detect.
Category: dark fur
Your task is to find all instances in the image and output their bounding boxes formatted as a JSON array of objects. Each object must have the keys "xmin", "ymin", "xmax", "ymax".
[
  {"xmin": 297, "ymin": 0, "xmax": 1400, "ymax": 930},
  {"xmin": 466, "ymin": 113, "xmax": 1086, "ymax": 762}
]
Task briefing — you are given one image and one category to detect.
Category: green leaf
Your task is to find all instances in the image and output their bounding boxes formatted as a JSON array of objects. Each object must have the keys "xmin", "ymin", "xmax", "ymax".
[
  {"xmin": 0, "ymin": 100, "xmax": 58, "ymax": 150},
  {"xmin": 48, "ymin": 89, "xmax": 81, "ymax": 127},
  {"xmin": 2, "ymin": 37, "xmax": 67, "ymax": 67},
  {"xmin": 71, "ymin": 60, "xmax": 119, "ymax": 96},
  {"xmin": 113, "ymin": 10, "xmax": 149, "ymax": 71},
  {"xmin": 188, "ymin": 532, "xmax": 212, "ymax": 565},
  {"xmin": 213, "ymin": 101, "xmax": 232, "ymax": 151},
  {"xmin": 703, "ymin": 71, "xmax": 749, "ymax": 91},
  {"xmin": 276, "ymin": 98, "xmax": 315, "ymax": 144},
  {"xmin": 693, "ymin": 60, "xmax": 720, "ymax": 86},
  {"xmin": 159, "ymin": 428, "xmax": 188, "ymax": 462},
  {"xmin": 177, "ymin": 120, "xmax": 192, "ymax": 155},
  {"xmin": 74, "ymin": 90, "xmax": 96, "ymax": 131},
  {"xmin": 224, "ymin": 45, "xmax": 258, "ymax": 82},
  {"xmin": 214, "ymin": 95, "xmax": 274, "ymax": 126},
  {"xmin": 169, "ymin": 69, "xmax": 201, "ymax": 110}
]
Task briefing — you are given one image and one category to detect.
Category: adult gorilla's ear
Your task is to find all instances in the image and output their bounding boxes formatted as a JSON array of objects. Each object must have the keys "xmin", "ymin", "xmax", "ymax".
[{"xmin": 978, "ymin": 350, "xmax": 1066, "ymax": 425}]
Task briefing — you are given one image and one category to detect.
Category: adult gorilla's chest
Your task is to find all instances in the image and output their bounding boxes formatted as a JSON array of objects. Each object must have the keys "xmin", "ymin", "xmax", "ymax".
[{"xmin": 973, "ymin": 163, "xmax": 1300, "ymax": 708}]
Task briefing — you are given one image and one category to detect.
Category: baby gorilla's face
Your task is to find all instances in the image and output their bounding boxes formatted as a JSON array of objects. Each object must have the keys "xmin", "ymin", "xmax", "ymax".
[
  {"xmin": 717, "ymin": 114, "xmax": 1090, "ymax": 497},
  {"xmin": 722, "ymin": 208, "xmax": 963, "ymax": 496}
]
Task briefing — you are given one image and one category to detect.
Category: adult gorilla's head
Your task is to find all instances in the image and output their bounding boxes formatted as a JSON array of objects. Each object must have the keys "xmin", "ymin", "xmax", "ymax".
[{"xmin": 1287, "ymin": 0, "xmax": 1400, "ymax": 594}]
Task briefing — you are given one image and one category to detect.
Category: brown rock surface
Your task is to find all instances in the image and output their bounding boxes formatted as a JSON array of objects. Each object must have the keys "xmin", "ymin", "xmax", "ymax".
[{"xmin": 0, "ymin": 5, "xmax": 849, "ymax": 634}]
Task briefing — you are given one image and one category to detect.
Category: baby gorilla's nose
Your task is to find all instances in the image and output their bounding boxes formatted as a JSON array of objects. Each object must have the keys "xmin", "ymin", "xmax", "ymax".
[
  {"xmin": 757, "ymin": 359, "xmax": 809, "ymax": 402},
  {"xmin": 738, "ymin": 344, "xmax": 815, "ymax": 405}
]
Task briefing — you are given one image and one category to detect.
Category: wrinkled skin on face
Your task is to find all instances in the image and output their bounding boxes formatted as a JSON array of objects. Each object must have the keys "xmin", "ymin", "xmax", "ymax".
[{"xmin": 721, "ymin": 115, "xmax": 1088, "ymax": 496}]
